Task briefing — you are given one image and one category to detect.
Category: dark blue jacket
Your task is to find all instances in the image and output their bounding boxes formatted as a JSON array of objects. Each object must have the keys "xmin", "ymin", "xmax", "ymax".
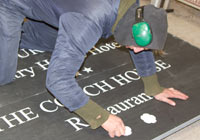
[
  {"xmin": 26, "ymin": 0, "xmax": 120, "ymax": 111},
  {"xmin": 0, "ymin": 0, "xmax": 156, "ymax": 112}
]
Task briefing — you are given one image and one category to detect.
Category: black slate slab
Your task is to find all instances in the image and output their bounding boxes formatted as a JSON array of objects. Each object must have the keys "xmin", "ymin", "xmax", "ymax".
[
  {"xmin": 0, "ymin": 37, "xmax": 130, "ymax": 107},
  {"xmin": 0, "ymin": 34, "xmax": 200, "ymax": 140}
]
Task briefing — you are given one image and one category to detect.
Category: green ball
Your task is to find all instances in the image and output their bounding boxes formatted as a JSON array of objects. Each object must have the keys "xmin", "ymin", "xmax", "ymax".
[{"xmin": 132, "ymin": 22, "xmax": 152, "ymax": 47}]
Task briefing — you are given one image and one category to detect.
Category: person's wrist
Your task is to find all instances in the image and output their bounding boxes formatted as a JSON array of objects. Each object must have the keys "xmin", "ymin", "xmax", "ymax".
[
  {"xmin": 74, "ymin": 99, "xmax": 110, "ymax": 129},
  {"xmin": 142, "ymin": 74, "xmax": 164, "ymax": 96}
]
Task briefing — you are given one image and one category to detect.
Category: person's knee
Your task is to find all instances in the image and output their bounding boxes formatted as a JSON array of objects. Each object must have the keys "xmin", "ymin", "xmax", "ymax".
[
  {"xmin": 0, "ymin": 54, "xmax": 18, "ymax": 86},
  {"xmin": 0, "ymin": 74, "xmax": 15, "ymax": 86}
]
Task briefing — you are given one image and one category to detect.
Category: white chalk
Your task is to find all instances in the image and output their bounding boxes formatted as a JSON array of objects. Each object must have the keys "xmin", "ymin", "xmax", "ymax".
[
  {"xmin": 124, "ymin": 126, "xmax": 132, "ymax": 136},
  {"xmin": 140, "ymin": 113, "xmax": 157, "ymax": 124}
]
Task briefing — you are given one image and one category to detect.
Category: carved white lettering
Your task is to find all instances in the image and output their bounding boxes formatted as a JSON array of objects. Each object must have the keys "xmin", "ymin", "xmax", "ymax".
[
  {"xmin": 93, "ymin": 80, "xmax": 115, "ymax": 93},
  {"xmin": 110, "ymin": 74, "xmax": 132, "ymax": 86},
  {"xmin": 40, "ymin": 100, "xmax": 58, "ymax": 113},
  {"xmin": 18, "ymin": 107, "xmax": 39, "ymax": 122},
  {"xmin": 35, "ymin": 59, "xmax": 50, "ymax": 70},
  {"xmin": 83, "ymin": 85, "xmax": 101, "ymax": 96},
  {"xmin": 65, "ymin": 117, "xmax": 89, "ymax": 131},
  {"xmin": 155, "ymin": 60, "xmax": 171, "ymax": 70}
]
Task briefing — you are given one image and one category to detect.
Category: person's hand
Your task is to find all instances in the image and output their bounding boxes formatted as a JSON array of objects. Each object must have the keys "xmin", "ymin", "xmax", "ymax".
[
  {"xmin": 126, "ymin": 46, "xmax": 149, "ymax": 53},
  {"xmin": 154, "ymin": 88, "xmax": 189, "ymax": 106},
  {"xmin": 101, "ymin": 114, "xmax": 125, "ymax": 138}
]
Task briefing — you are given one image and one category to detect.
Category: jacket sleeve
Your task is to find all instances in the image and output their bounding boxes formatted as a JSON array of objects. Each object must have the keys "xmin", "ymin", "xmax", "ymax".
[
  {"xmin": 46, "ymin": 12, "xmax": 103, "ymax": 111},
  {"xmin": 129, "ymin": 50, "xmax": 157, "ymax": 77},
  {"xmin": 129, "ymin": 50, "xmax": 164, "ymax": 96}
]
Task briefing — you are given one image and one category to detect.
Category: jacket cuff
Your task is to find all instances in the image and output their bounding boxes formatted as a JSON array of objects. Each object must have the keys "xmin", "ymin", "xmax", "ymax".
[
  {"xmin": 141, "ymin": 74, "xmax": 164, "ymax": 96},
  {"xmin": 74, "ymin": 99, "xmax": 110, "ymax": 129}
]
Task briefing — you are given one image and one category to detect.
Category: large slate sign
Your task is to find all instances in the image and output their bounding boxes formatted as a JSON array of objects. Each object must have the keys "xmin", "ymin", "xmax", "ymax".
[{"xmin": 0, "ymin": 34, "xmax": 200, "ymax": 140}]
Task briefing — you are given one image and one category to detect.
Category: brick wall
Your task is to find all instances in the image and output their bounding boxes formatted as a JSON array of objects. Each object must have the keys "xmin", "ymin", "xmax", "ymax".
[{"xmin": 177, "ymin": 0, "xmax": 200, "ymax": 10}]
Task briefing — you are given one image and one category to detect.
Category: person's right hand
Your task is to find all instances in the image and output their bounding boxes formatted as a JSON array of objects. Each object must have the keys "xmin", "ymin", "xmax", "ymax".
[{"xmin": 101, "ymin": 114, "xmax": 125, "ymax": 138}]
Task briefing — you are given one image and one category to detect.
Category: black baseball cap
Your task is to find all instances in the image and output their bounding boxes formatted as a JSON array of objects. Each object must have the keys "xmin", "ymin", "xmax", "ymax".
[{"xmin": 113, "ymin": 4, "xmax": 168, "ymax": 50}]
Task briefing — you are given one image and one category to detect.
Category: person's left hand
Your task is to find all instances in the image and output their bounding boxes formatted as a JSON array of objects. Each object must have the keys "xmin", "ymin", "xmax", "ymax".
[{"xmin": 154, "ymin": 88, "xmax": 189, "ymax": 106}]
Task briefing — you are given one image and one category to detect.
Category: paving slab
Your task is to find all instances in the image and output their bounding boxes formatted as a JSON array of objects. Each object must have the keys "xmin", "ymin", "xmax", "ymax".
[{"xmin": 0, "ymin": 34, "xmax": 200, "ymax": 140}]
